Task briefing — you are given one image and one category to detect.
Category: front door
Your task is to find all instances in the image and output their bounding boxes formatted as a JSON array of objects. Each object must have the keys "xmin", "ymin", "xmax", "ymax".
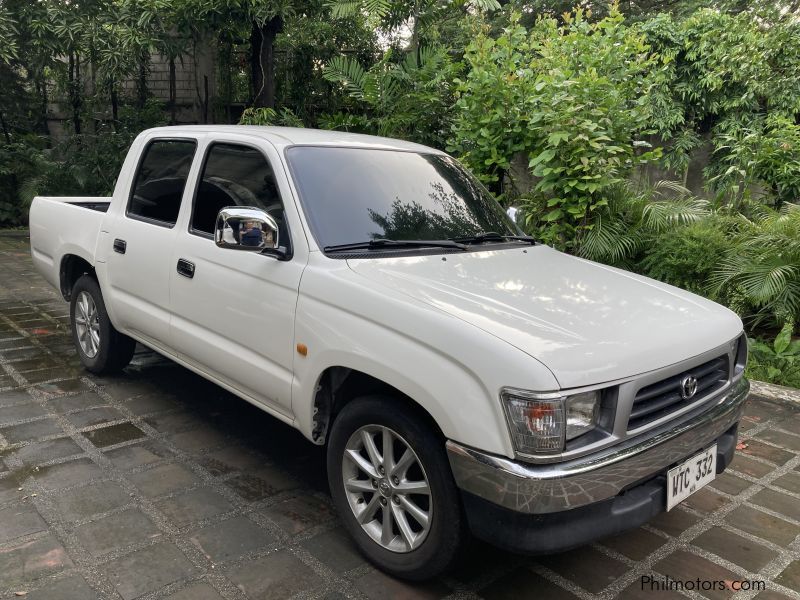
[{"xmin": 169, "ymin": 141, "xmax": 304, "ymax": 416}]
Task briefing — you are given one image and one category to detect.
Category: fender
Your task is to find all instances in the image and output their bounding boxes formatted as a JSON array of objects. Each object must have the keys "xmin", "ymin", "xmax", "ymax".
[{"xmin": 291, "ymin": 262, "xmax": 560, "ymax": 458}]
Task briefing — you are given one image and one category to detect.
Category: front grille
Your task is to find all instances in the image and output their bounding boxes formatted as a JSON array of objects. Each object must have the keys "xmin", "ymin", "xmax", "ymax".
[{"xmin": 627, "ymin": 355, "xmax": 729, "ymax": 431}]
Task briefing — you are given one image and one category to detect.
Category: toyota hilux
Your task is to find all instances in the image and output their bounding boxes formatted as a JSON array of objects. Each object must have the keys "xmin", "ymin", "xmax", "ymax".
[{"xmin": 29, "ymin": 126, "xmax": 749, "ymax": 580}]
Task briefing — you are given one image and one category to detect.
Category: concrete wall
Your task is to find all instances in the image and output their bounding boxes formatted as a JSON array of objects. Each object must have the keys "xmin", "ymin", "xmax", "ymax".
[{"xmin": 46, "ymin": 36, "xmax": 217, "ymax": 138}]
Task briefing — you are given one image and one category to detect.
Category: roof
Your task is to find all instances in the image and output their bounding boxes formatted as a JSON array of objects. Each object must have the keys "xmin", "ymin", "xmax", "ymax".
[{"xmin": 142, "ymin": 125, "xmax": 445, "ymax": 154}]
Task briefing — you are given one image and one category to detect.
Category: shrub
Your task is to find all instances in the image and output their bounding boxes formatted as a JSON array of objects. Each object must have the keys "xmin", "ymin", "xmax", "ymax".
[
  {"xmin": 637, "ymin": 218, "xmax": 732, "ymax": 296},
  {"xmin": 450, "ymin": 7, "xmax": 664, "ymax": 251},
  {"xmin": 239, "ymin": 107, "xmax": 305, "ymax": 127},
  {"xmin": 709, "ymin": 115, "xmax": 800, "ymax": 210},
  {"xmin": 641, "ymin": 10, "xmax": 800, "ymax": 207},
  {"xmin": 710, "ymin": 203, "xmax": 800, "ymax": 328},
  {"xmin": 575, "ymin": 179, "xmax": 711, "ymax": 268},
  {"xmin": 747, "ymin": 323, "xmax": 800, "ymax": 388},
  {"xmin": 321, "ymin": 46, "xmax": 459, "ymax": 149}
]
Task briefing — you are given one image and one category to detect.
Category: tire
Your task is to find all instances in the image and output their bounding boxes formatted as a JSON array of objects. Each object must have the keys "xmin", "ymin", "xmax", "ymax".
[
  {"xmin": 327, "ymin": 395, "xmax": 465, "ymax": 580},
  {"xmin": 70, "ymin": 274, "xmax": 136, "ymax": 374}
]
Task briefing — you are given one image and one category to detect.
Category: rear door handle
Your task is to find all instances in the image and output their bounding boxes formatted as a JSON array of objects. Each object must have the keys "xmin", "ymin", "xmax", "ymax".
[
  {"xmin": 113, "ymin": 239, "xmax": 126, "ymax": 254},
  {"xmin": 176, "ymin": 258, "xmax": 195, "ymax": 279}
]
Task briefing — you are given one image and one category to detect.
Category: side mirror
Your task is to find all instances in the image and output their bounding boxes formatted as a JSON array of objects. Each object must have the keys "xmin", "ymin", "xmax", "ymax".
[
  {"xmin": 215, "ymin": 206, "xmax": 288, "ymax": 260},
  {"xmin": 506, "ymin": 206, "xmax": 527, "ymax": 233}
]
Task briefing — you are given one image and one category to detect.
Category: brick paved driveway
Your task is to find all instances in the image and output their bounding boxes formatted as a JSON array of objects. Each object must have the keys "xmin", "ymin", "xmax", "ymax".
[{"xmin": 0, "ymin": 231, "xmax": 799, "ymax": 600}]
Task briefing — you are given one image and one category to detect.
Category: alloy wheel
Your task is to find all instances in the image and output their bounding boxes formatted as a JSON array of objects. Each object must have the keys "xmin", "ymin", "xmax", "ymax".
[
  {"xmin": 342, "ymin": 425, "xmax": 432, "ymax": 553},
  {"xmin": 74, "ymin": 291, "xmax": 100, "ymax": 358}
]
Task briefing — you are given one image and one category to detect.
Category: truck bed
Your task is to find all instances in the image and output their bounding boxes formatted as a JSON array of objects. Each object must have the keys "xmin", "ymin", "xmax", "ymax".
[
  {"xmin": 29, "ymin": 196, "xmax": 111, "ymax": 293},
  {"xmin": 68, "ymin": 200, "xmax": 111, "ymax": 212}
]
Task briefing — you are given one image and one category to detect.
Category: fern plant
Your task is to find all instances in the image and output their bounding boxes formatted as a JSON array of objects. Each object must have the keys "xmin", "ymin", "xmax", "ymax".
[
  {"xmin": 574, "ymin": 179, "xmax": 710, "ymax": 265},
  {"xmin": 710, "ymin": 203, "xmax": 800, "ymax": 327},
  {"xmin": 321, "ymin": 46, "xmax": 457, "ymax": 147}
]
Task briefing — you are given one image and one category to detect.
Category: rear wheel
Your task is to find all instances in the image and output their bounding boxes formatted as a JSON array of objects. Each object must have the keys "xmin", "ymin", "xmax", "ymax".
[
  {"xmin": 70, "ymin": 275, "xmax": 135, "ymax": 374},
  {"xmin": 327, "ymin": 395, "xmax": 465, "ymax": 580}
]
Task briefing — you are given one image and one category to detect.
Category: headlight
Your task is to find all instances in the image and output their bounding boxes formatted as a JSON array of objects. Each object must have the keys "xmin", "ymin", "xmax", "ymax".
[
  {"xmin": 566, "ymin": 391, "xmax": 600, "ymax": 440},
  {"xmin": 501, "ymin": 388, "xmax": 601, "ymax": 455}
]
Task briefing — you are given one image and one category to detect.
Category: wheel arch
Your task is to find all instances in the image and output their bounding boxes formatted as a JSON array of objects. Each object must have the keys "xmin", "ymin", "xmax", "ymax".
[
  {"xmin": 60, "ymin": 253, "xmax": 96, "ymax": 301},
  {"xmin": 310, "ymin": 366, "xmax": 445, "ymax": 446}
]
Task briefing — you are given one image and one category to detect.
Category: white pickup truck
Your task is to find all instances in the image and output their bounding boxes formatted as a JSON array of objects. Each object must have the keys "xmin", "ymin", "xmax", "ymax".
[{"xmin": 29, "ymin": 126, "xmax": 749, "ymax": 580}]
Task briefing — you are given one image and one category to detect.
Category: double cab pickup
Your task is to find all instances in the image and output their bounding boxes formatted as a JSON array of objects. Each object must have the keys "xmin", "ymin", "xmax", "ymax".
[{"xmin": 30, "ymin": 126, "xmax": 749, "ymax": 579}]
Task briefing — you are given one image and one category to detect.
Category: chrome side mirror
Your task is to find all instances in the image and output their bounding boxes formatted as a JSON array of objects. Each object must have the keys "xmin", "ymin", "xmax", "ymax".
[
  {"xmin": 506, "ymin": 206, "xmax": 521, "ymax": 224},
  {"xmin": 215, "ymin": 206, "xmax": 280, "ymax": 253}
]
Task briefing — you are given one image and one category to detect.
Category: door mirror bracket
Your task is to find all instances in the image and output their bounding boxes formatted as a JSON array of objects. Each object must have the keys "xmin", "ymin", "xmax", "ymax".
[{"xmin": 260, "ymin": 246, "xmax": 291, "ymax": 261}]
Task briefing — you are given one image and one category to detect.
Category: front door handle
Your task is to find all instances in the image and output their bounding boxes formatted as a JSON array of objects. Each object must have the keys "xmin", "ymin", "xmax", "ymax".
[
  {"xmin": 177, "ymin": 259, "xmax": 195, "ymax": 279},
  {"xmin": 113, "ymin": 239, "xmax": 127, "ymax": 254}
]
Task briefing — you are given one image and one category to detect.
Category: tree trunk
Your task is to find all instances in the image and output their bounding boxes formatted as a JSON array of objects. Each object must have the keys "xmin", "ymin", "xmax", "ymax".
[
  {"xmin": 169, "ymin": 56, "xmax": 177, "ymax": 124},
  {"xmin": 34, "ymin": 77, "xmax": 50, "ymax": 137},
  {"xmin": 250, "ymin": 16, "xmax": 282, "ymax": 109},
  {"xmin": 203, "ymin": 75, "xmax": 209, "ymax": 124},
  {"xmin": 137, "ymin": 50, "xmax": 149, "ymax": 109},
  {"xmin": 0, "ymin": 110, "xmax": 11, "ymax": 144},
  {"xmin": 89, "ymin": 47, "xmax": 98, "ymax": 133},
  {"xmin": 68, "ymin": 51, "xmax": 82, "ymax": 134},
  {"xmin": 110, "ymin": 82, "xmax": 119, "ymax": 131},
  {"xmin": 220, "ymin": 38, "xmax": 233, "ymax": 123}
]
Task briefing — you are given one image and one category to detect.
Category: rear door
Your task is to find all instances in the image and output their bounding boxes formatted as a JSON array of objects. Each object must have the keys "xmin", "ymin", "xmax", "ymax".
[
  {"xmin": 169, "ymin": 137, "xmax": 305, "ymax": 416},
  {"xmin": 104, "ymin": 137, "xmax": 198, "ymax": 352}
]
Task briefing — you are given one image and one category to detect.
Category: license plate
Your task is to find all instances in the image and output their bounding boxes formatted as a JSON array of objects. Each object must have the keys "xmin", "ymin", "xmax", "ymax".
[{"xmin": 666, "ymin": 444, "xmax": 717, "ymax": 511}]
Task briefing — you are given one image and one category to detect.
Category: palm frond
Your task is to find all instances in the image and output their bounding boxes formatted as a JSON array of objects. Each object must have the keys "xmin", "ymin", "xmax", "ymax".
[
  {"xmin": 737, "ymin": 262, "xmax": 799, "ymax": 304},
  {"xmin": 579, "ymin": 217, "xmax": 641, "ymax": 263},
  {"xmin": 641, "ymin": 196, "xmax": 710, "ymax": 232},
  {"xmin": 454, "ymin": 0, "xmax": 501, "ymax": 11},
  {"xmin": 328, "ymin": 0, "xmax": 391, "ymax": 19},
  {"xmin": 651, "ymin": 179, "xmax": 693, "ymax": 198},
  {"xmin": 323, "ymin": 56, "xmax": 369, "ymax": 99},
  {"xmin": 326, "ymin": 0, "xmax": 365, "ymax": 19}
]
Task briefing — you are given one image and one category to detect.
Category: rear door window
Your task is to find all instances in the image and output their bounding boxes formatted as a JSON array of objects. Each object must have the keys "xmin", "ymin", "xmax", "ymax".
[{"xmin": 127, "ymin": 139, "xmax": 197, "ymax": 226}]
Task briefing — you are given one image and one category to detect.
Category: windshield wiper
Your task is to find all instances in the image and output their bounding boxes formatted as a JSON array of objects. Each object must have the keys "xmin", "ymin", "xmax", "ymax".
[
  {"xmin": 450, "ymin": 231, "xmax": 537, "ymax": 245},
  {"xmin": 324, "ymin": 238, "xmax": 468, "ymax": 253}
]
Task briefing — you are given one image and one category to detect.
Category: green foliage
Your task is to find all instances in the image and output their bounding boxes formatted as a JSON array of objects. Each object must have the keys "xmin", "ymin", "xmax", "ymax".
[
  {"xmin": 0, "ymin": 98, "xmax": 165, "ymax": 227},
  {"xmin": 322, "ymin": 46, "xmax": 458, "ymax": 147},
  {"xmin": 710, "ymin": 204, "xmax": 800, "ymax": 328},
  {"xmin": 746, "ymin": 323, "xmax": 800, "ymax": 388},
  {"xmin": 641, "ymin": 9, "xmax": 800, "ymax": 203},
  {"xmin": 0, "ymin": 5, "xmax": 18, "ymax": 63},
  {"xmin": 274, "ymin": 1, "xmax": 379, "ymax": 125},
  {"xmin": 575, "ymin": 179, "xmax": 711, "ymax": 268},
  {"xmin": 710, "ymin": 115, "xmax": 800, "ymax": 209},
  {"xmin": 239, "ymin": 106, "xmax": 305, "ymax": 127},
  {"xmin": 0, "ymin": 137, "xmax": 45, "ymax": 226},
  {"xmin": 450, "ymin": 8, "xmax": 664, "ymax": 251},
  {"xmin": 637, "ymin": 216, "xmax": 730, "ymax": 296},
  {"xmin": 327, "ymin": 0, "xmax": 499, "ymax": 57}
]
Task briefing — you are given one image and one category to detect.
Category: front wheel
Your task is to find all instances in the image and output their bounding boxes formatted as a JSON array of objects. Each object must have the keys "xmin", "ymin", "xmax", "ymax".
[
  {"xmin": 327, "ymin": 396, "xmax": 465, "ymax": 580},
  {"xmin": 70, "ymin": 274, "xmax": 136, "ymax": 374}
]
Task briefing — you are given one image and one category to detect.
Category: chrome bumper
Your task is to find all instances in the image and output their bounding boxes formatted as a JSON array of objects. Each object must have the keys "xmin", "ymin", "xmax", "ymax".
[{"xmin": 446, "ymin": 377, "xmax": 750, "ymax": 514}]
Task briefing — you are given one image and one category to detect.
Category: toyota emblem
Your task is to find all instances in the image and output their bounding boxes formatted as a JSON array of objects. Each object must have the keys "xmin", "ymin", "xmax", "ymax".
[{"xmin": 680, "ymin": 375, "xmax": 698, "ymax": 400}]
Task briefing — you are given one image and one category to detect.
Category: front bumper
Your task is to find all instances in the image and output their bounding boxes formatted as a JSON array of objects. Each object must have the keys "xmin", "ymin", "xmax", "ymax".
[{"xmin": 446, "ymin": 377, "xmax": 749, "ymax": 552}]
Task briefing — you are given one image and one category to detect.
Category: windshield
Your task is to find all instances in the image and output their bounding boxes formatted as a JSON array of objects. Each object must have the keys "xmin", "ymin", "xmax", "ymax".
[{"xmin": 285, "ymin": 147, "xmax": 520, "ymax": 251}]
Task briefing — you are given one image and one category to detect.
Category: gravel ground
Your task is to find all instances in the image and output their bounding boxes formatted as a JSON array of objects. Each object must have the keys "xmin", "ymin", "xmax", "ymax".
[{"xmin": 0, "ymin": 231, "xmax": 799, "ymax": 600}]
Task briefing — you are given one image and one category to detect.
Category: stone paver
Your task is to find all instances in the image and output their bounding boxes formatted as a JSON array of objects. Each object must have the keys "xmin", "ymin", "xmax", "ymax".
[{"xmin": 1, "ymin": 230, "xmax": 799, "ymax": 599}]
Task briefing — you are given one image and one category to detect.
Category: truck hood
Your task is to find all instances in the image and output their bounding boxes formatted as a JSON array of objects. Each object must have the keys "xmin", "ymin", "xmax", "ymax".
[{"xmin": 346, "ymin": 245, "xmax": 742, "ymax": 389}]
